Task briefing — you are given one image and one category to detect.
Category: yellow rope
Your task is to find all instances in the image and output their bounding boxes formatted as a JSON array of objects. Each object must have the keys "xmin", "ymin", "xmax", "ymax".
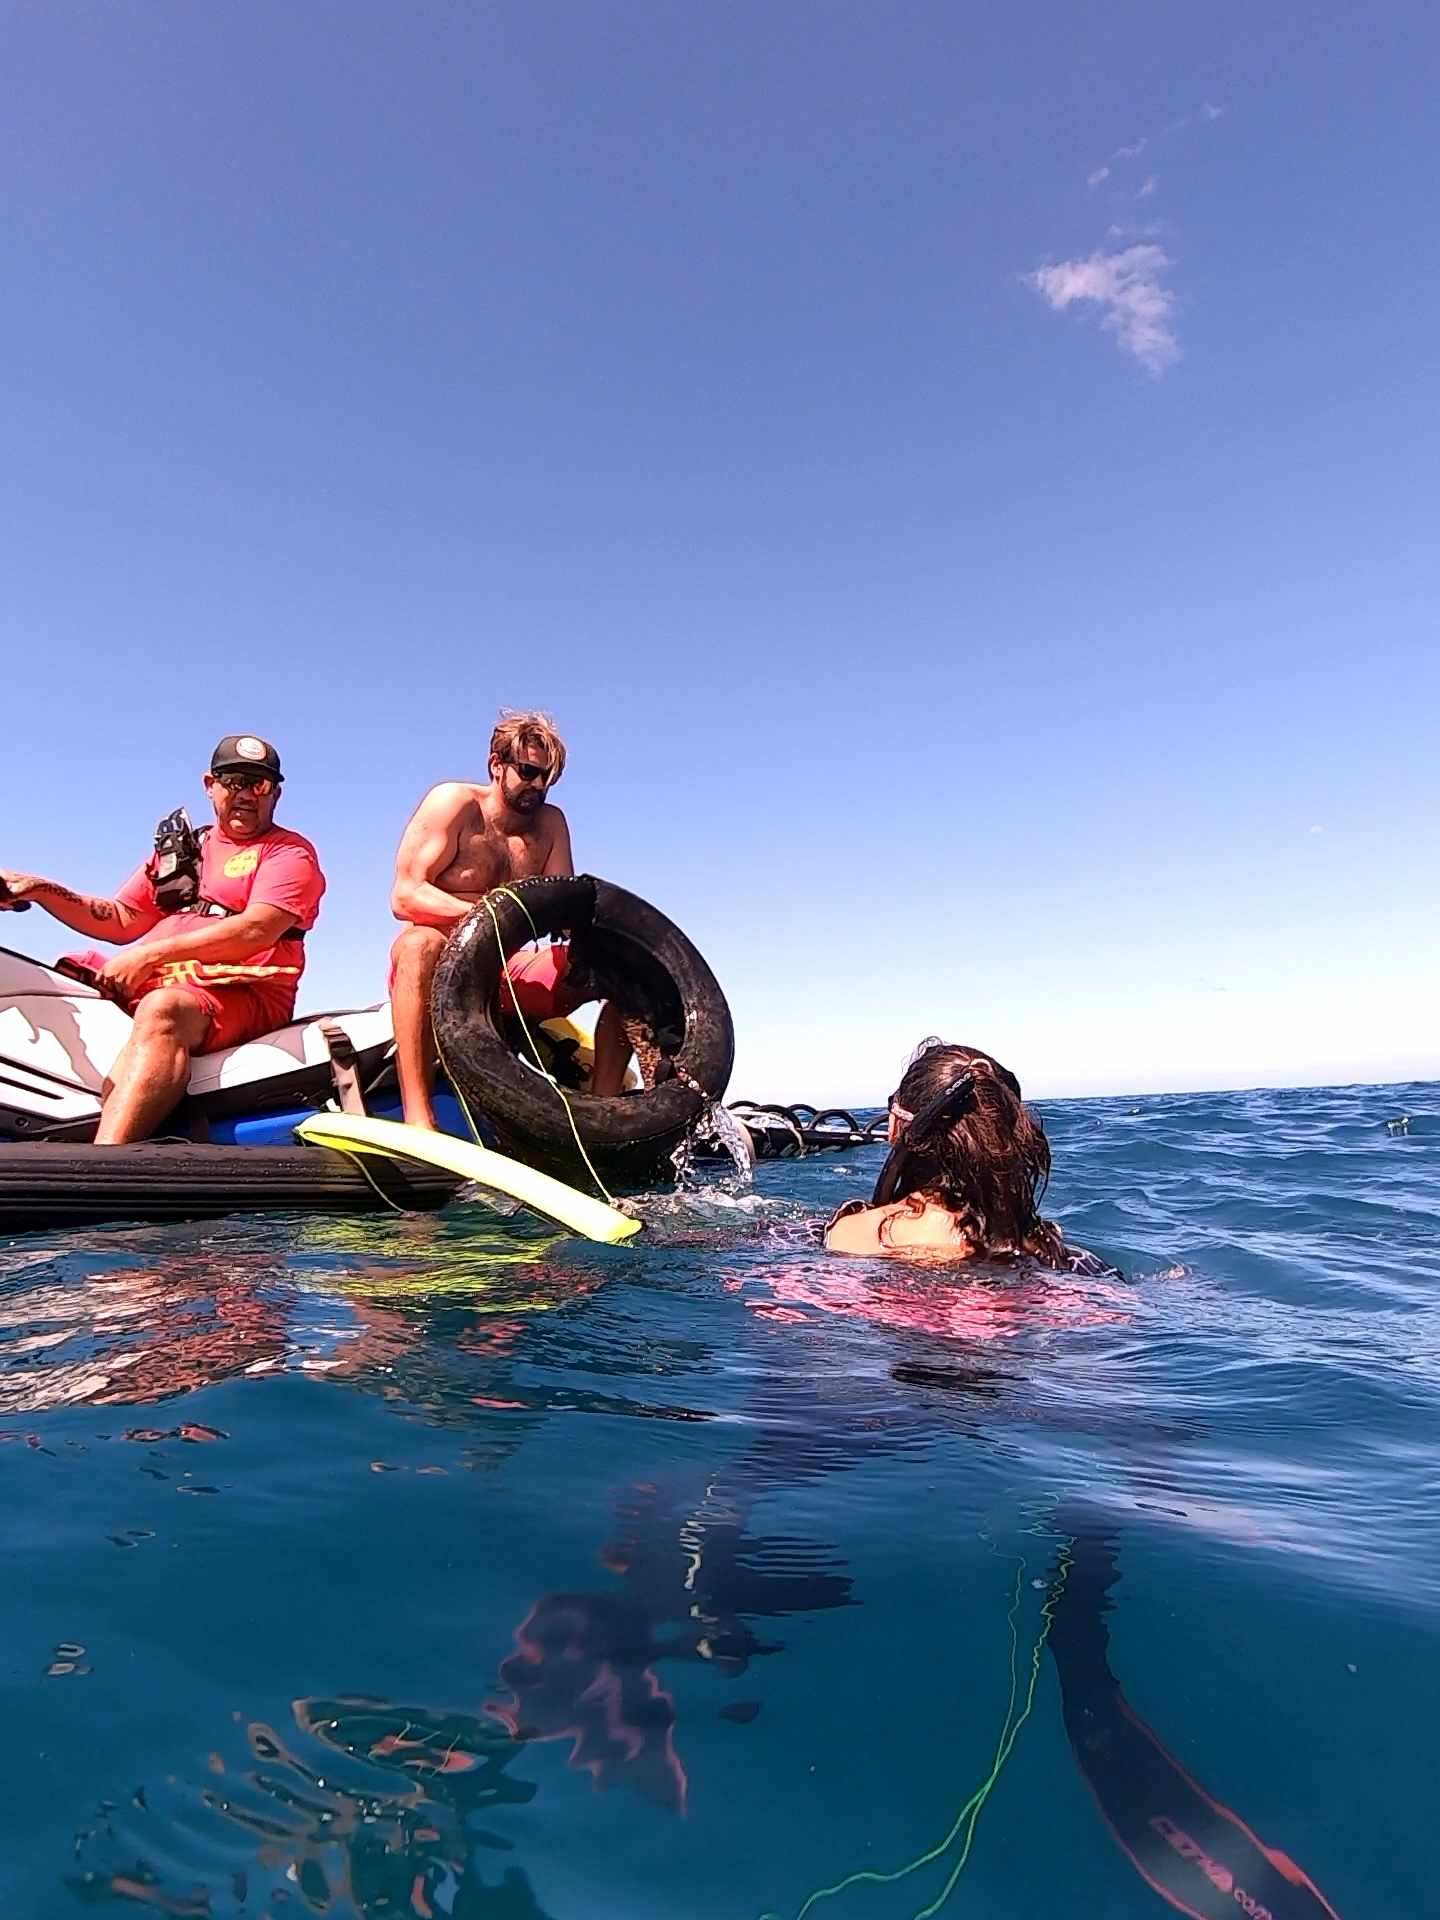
[
  {"xmin": 761, "ymin": 1540, "xmax": 1070, "ymax": 1920},
  {"xmin": 909, "ymin": 1551, "xmax": 1067, "ymax": 1918},
  {"xmin": 323, "ymin": 1141, "xmax": 406, "ymax": 1213},
  {"xmin": 449, "ymin": 885, "xmax": 619, "ymax": 1209}
]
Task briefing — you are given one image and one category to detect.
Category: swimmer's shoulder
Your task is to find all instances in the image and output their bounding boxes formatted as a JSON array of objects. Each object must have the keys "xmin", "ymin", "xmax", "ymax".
[
  {"xmin": 822, "ymin": 1199, "xmax": 884, "ymax": 1254},
  {"xmin": 823, "ymin": 1199, "xmax": 969, "ymax": 1256}
]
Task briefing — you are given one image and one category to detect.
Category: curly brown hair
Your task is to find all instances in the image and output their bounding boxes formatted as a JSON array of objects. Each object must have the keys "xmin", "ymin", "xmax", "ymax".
[
  {"xmin": 880, "ymin": 1042, "xmax": 1067, "ymax": 1264},
  {"xmin": 489, "ymin": 710, "xmax": 567, "ymax": 786}
]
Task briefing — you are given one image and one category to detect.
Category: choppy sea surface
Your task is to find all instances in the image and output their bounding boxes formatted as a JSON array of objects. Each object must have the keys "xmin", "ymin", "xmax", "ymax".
[{"xmin": 2, "ymin": 1081, "xmax": 1437, "ymax": 1919}]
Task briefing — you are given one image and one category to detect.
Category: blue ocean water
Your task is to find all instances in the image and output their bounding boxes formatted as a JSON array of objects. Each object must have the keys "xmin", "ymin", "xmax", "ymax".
[{"xmin": 2, "ymin": 1081, "xmax": 1436, "ymax": 1918}]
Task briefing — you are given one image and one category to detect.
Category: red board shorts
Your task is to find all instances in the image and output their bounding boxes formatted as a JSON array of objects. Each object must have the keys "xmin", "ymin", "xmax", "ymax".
[
  {"xmin": 386, "ymin": 937, "xmax": 579, "ymax": 1021},
  {"xmin": 498, "ymin": 942, "xmax": 577, "ymax": 1021},
  {"xmin": 62, "ymin": 948, "xmax": 297, "ymax": 1055},
  {"xmin": 146, "ymin": 974, "xmax": 299, "ymax": 1053}
]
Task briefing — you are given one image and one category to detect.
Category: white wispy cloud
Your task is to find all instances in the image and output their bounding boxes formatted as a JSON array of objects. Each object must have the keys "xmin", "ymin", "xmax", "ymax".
[
  {"xmin": 1028, "ymin": 244, "xmax": 1179, "ymax": 374},
  {"xmin": 1086, "ymin": 102, "xmax": 1225, "ymax": 185},
  {"xmin": 1056, "ymin": 105, "xmax": 1225, "ymax": 366},
  {"xmin": 1087, "ymin": 134, "xmax": 1147, "ymax": 187}
]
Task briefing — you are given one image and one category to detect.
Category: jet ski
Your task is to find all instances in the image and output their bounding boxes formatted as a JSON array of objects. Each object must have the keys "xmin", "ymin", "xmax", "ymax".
[
  {"xmin": 0, "ymin": 937, "xmax": 867, "ymax": 1160},
  {"xmin": 0, "ymin": 879, "xmax": 849, "ymax": 1238},
  {"xmin": 0, "ymin": 942, "xmax": 399, "ymax": 1145},
  {"xmin": 0, "ymin": 941, "xmax": 645, "ymax": 1241}
]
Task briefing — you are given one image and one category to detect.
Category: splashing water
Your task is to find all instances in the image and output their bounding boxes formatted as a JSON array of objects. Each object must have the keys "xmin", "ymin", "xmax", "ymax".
[{"xmin": 670, "ymin": 1101, "xmax": 756, "ymax": 1194}]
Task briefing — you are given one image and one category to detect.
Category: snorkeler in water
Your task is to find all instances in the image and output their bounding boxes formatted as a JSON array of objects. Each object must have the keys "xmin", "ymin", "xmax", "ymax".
[{"xmin": 823, "ymin": 1039, "xmax": 1112, "ymax": 1271}]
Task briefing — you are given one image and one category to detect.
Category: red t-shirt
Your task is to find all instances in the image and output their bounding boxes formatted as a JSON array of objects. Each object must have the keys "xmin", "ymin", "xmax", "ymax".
[{"xmin": 115, "ymin": 826, "xmax": 326, "ymax": 994}]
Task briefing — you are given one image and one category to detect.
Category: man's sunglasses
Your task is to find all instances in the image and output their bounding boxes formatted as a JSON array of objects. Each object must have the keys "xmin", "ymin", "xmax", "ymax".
[
  {"xmin": 213, "ymin": 771, "xmax": 278, "ymax": 796},
  {"xmin": 507, "ymin": 758, "xmax": 553, "ymax": 786}
]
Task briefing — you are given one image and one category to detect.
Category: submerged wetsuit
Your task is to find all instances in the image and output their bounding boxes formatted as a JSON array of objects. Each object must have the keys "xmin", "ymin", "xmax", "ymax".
[{"xmin": 1049, "ymin": 1513, "xmax": 1342, "ymax": 1920}]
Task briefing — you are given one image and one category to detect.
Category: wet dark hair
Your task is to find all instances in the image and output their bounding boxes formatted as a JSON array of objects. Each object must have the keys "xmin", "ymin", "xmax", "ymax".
[{"xmin": 871, "ymin": 1042, "xmax": 1067, "ymax": 1264}]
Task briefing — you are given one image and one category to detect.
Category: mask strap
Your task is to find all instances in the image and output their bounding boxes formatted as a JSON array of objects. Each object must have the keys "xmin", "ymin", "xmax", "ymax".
[{"xmin": 870, "ymin": 1069, "xmax": 976, "ymax": 1207}]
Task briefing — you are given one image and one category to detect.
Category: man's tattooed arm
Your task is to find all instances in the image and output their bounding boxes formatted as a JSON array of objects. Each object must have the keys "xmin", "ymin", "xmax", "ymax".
[
  {"xmin": 63, "ymin": 887, "xmax": 115, "ymax": 922},
  {"xmin": 0, "ymin": 873, "xmax": 146, "ymax": 942}
]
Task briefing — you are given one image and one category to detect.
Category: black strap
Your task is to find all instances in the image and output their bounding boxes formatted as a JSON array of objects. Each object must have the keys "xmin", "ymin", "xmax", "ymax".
[{"xmin": 870, "ymin": 1068, "xmax": 976, "ymax": 1206}]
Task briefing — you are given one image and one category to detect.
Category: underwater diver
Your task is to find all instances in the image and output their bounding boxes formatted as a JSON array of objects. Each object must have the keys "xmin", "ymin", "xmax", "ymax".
[
  {"xmin": 0, "ymin": 734, "xmax": 325, "ymax": 1142},
  {"xmin": 388, "ymin": 708, "xmax": 629, "ymax": 1129},
  {"xmin": 743, "ymin": 1109, "xmax": 1343, "ymax": 1915},
  {"xmin": 824, "ymin": 1038, "xmax": 1113, "ymax": 1272}
]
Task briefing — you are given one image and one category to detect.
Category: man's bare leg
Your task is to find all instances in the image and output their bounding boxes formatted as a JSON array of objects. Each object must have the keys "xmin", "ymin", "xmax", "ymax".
[
  {"xmin": 590, "ymin": 1000, "xmax": 631, "ymax": 1098},
  {"xmin": 390, "ymin": 925, "xmax": 449, "ymax": 1129},
  {"xmin": 95, "ymin": 990, "xmax": 213, "ymax": 1144}
]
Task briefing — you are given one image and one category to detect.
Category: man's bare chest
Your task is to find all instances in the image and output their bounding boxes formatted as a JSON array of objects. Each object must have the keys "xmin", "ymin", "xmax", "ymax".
[{"xmin": 441, "ymin": 814, "xmax": 549, "ymax": 893}]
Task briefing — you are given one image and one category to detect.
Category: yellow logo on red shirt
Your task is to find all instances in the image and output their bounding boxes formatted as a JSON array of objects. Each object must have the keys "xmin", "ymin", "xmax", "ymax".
[{"xmin": 224, "ymin": 848, "xmax": 261, "ymax": 878}]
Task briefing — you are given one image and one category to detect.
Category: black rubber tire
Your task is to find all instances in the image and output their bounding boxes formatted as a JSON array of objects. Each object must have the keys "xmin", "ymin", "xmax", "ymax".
[
  {"xmin": 809, "ymin": 1109, "xmax": 861, "ymax": 1135},
  {"xmin": 431, "ymin": 874, "xmax": 734, "ymax": 1186},
  {"xmin": 746, "ymin": 1116, "xmax": 806, "ymax": 1160},
  {"xmin": 0, "ymin": 1143, "xmax": 459, "ymax": 1235}
]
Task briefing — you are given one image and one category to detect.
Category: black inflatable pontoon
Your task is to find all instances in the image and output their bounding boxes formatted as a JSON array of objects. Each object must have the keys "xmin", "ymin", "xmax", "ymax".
[{"xmin": 0, "ymin": 1143, "xmax": 459, "ymax": 1234}]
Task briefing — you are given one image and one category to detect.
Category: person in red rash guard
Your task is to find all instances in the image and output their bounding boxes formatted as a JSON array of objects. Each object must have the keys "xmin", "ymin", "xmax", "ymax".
[{"xmin": 0, "ymin": 733, "xmax": 325, "ymax": 1143}]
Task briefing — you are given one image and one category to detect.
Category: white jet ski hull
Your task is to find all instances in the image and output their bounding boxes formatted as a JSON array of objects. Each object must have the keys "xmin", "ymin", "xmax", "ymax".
[{"xmin": 0, "ymin": 943, "xmax": 394, "ymax": 1142}]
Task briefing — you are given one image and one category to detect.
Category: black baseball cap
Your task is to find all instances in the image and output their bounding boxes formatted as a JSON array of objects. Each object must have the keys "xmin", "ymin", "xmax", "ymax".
[{"xmin": 210, "ymin": 734, "xmax": 283, "ymax": 781}]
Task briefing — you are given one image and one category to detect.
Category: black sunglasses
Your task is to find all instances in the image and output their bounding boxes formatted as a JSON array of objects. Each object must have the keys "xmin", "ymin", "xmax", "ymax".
[
  {"xmin": 213, "ymin": 771, "xmax": 278, "ymax": 795},
  {"xmin": 508, "ymin": 758, "xmax": 553, "ymax": 785}
]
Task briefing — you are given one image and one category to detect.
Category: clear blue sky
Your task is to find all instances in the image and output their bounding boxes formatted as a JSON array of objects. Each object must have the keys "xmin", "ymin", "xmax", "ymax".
[{"xmin": 4, "ymin": 3, "xmax": 1436, "ymax": 1102}]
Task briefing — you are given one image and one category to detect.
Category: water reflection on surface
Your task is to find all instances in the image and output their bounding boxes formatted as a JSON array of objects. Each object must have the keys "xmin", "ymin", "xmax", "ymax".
[
  {"xmin": 71, "ymin": 1697, "xmax": 553, "ymax": 1918},
  {"xmin": 40, "ymin": 1211, "xmax": 1026, "ymax": 1914},
  {"xmin": 5, "ymin": 1089, "xmax": 1437, "ymax": 1914}
]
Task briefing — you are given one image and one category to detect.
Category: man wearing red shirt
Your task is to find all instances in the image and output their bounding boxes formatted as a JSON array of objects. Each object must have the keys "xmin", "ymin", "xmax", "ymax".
[{"xmin": 0, "ymin": 734, "xmax": 326, "ymax": 1143}]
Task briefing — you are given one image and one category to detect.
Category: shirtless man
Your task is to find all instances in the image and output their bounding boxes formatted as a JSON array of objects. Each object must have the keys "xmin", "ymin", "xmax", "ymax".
[{"xmin": 389, "ymin": 710, "xmax": 627, "ymax": 1130}]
